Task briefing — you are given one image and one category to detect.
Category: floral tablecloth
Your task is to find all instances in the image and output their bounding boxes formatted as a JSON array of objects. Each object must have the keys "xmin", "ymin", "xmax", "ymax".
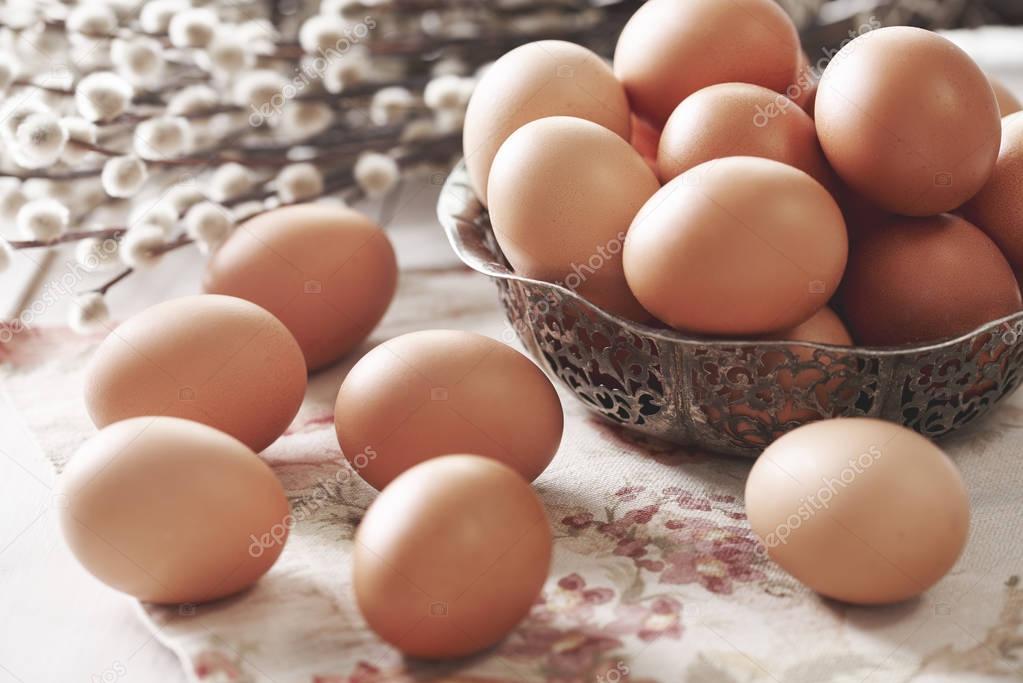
[{"xmin": 5, "ymin": 254, "xmax": 1023, "ymax": 683}]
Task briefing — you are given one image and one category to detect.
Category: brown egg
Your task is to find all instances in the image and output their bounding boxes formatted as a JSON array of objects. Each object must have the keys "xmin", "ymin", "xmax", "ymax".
[
  {"xmin": 791, "ymin": 50, "xmax": 818, "ymax": 114},
  {"xmin": 624, "ymin": 156, "xmax": 847, "ymax": 335},
  {"xmin": 85, "ymin": 295, "xmax": 306, "ymax": 453},
  {"xmin": 613, "ymin": 0, "xmax": 800, "ymax": 126},
  {"xmin": 463, "ymin": 40, "xmax": 631, "ymax": 205},
  {"xmin": 334, "ymin": 330, "xmax": 563, "ymax": 490},
  {"xmin": 834, "ymin": 182, "xmax": 894, "ymax": 244},
  {"xmin": 766, "ymin": 306, "xmax": 852, "ymax": 346},
  {"xmin": 488, "ymin": 116, "xmax": 659, "ymax": 320},
  {"xmin": 204, "ymin": 204, "xmax": 397, "ymax": 371},
  {"xmin": 353, "ymin": 455, "xmax": 552, "ymax": 658},
  {"xmin": 815, "ymin": 27, "xmax": 1001, "ymax": 216},
  {"xmin": 989, "ymin": 76, "xmax": 1022, "ymax": 117},
  {"xmin": 59, "ymin": 417, "xmax": 291, "ymax": 604},
  {"xmin": 746, "ymin": 418, "xmax": 970, "ymax": 605},
  {"xmin": 630, "ymin": 114, "xmax": 661, "ymax": 163},
  {"xmin": 964, "ymin": 114, "xmax": 1023, "ymax": 274},
  {"xmin": 657, "ymin": 83, "xmax": 834, "ymax": 188},
  {"xmin": 841, "ymin": 213, "xmax": 1022, "ymax": 346}
]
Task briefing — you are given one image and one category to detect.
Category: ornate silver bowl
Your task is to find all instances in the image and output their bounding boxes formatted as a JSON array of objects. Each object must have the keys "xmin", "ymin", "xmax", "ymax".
[{"xmin": 437, "ymin": 162, "xmax": 1023, "ymax": 457}]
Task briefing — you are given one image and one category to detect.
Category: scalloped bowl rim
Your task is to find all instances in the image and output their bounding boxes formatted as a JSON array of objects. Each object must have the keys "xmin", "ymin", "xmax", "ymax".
[{"xmin": 438, "ymin": 161, "xmax": 1023, "ymax": 358}]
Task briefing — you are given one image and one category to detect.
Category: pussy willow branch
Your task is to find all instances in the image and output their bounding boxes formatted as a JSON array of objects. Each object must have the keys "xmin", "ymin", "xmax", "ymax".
[
  {"xmin": 85, "ymin": 129, "xmax": 460, "ymax": 296},
  {"xmin": 0, "ymin": 0, "xmax": 644, "ymax": 309},
  {"xmin": 12, "ymin": 131, "xmax": 458, "ymax": 269},
  {"xmin": 0, "ymin": 117, "xmax": 440, "ymax": 186},
  {"xmin": 8, "ymin": 227, "xmax": 128, "ymax": 250}
]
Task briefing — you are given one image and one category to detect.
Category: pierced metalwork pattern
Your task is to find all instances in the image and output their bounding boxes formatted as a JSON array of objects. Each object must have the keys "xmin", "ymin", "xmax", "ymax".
[{"xmin": 437, "ymin": 162, "xmax": 1023, "ymax": 457}]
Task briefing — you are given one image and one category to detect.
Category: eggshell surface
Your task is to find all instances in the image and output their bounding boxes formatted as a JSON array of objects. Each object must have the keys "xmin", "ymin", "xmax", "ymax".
[
  {"xmin": 353, "ymin": 455, "xmax": 552, "ymax": 658},
  {"xmin": 657, "ymin": 82, "xmax": 833, "ymax": 187},
  {"xmin": 613, "ymin": 0, "xmax": 800, "ymax": 126},
  {"xmin": 85, "ymin": 294, "xmax": 307, "ymax": 453},
  {"xmin": 964, "ymin": 114, "xmax": 1023, "ymax": 274},
  {"xmin": 766, "ymin": 306, "xmax": 852, "ymax": 346},
  {"xmin": 204, "ymin": 204, "xmax": 397, "ymax": 371},
  {"xmin": 488, "ymin": 116, "xmax": 659, "ymax": 320},
  {"xmin": 990, "ymin": 76, "xmax": 1022, "ymax": 117},
  {"xmin": 58, "ymin": 417, "xmax": 291, "ymax": 604},
  {"xmin": 815, "ymin": 27, "xmax": 1001, "ymax": 216},
  {"xmin": 630, "ymin": 114, "xmax": 661, "ymax": 165},
  {"xmin": 746, "ymin": 418, "xmax": 970, "ymax": 605},
  {"xmin": 791, "ymin": 50, "xmax": 818, "ymax": 113},
  {"xmin": 334, "ymin": 330, "xmax": 563, "ymax": 489},
  {"xmin": 624, "ymin": 156, "xmax": 847, "ymax": 335},
  {"xmin": 841, "ymin": 213, "xmax": 1022, "ymax": 346},
  {"xmin": 463, "ymin": 40, "xmax": 631, "ymax": 204}
]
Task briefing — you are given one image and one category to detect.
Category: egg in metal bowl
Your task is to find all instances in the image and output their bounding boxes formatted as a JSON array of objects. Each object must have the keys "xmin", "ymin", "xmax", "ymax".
[{"xmin": 437, "ymin": 161, "xmax": 1023, "ymax": 457}]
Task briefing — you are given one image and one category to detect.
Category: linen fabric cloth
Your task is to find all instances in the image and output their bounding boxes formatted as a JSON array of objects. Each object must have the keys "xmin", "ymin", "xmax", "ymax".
[{"xmin": 4, "ymin": 261, "xmax": 1022, "ymax": 683}]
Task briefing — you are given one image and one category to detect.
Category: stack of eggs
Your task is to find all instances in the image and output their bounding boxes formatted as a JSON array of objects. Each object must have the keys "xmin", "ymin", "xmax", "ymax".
[{"xmin": 465, "ymin": 0, "xmax": 1023, "ymax": 347}]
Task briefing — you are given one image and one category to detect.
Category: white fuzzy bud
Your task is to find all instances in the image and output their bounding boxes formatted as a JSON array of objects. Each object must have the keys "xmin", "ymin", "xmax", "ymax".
[
  {"xmin": 59, "ymin": 117, "xmax": 98, "ymax": 164},
  {"xmin": 299, "ymin": 15, "xmax": 349, "ymax": 54},
  {"xmin": 5, "ymin": 8, "xmax": 37, "ymax": 31},
  {"xmin": 231, "ymin": 201, "xmax": 263, "ymax": 222},
  {"xmin": 75, "ymin": 71, "xmax": 133, "ymax": 122},
  {"xmin": 276, "ymin": 163, "xmax": 323, "ymax": 203},
  {"xmin": 0, "ymin": 181, "xmax": 27, "ymax": 220},
  {"xmin": 139, "ymin": 0, "xmax": 188, "ymax": 33},
  {"xmin": 168, "ymin": 8, "xmax": 218, "ymax": 49},
  {"xmin": 431, "ymin": 57, "xmax": 467, "ymax": 77},
  {"xmin": 120, "ymin": 225, "xmax": 165, "ymax": 268},
  {"xmin": 1, "ymin": 101, "xmax": 48, "ymax": 141},
  {"xmin": 354, "ymin": 152, "xmax": 399, "ymax": 198},
  {"xmin": 101, "ymin": 156, "xmax": 147, "ymax": 198},
  {"xmin": 201, "ymin": 33, "xmax": 251, "ymax": 75},
  {"xmin": 323, "ymin": 49, "xmax": 370, "ymax": 94},
  {"xmin": 66, "ymin": 3, "xmax": 117, "ymax": 37},
  {"xmin": 423, "ymin": 74, "xmax": 471, "ymax": 111},
  {"xmin": 0, "ymin": 240, "xmax": 13, "ymax": 273},
  {"xmin": 16, "ymin": 198, "xmax": 69, "ymax": 240},
  {"xmin": 111, "ymin": 36, "xmax": 164, "ymax": 84},
  {"xmin": 370, "ymin": 86, "xmax": 414, "ymax": 126},
  {"xmin": 434, "ymin": 107, "xmax": 465, "ymax": 134},
  {"xmin": 209, "ymin": 163, "xmax": 253, "ymax": 202},
  {"xmin": 319, "ymin": 0, "xmax": 362, "ymax": 16},
  {"xmin": 184, "ymin": 201, "xmax": 233, "ymax": 254},
  {"xmin": 401, "ymin": 118, "xmax": 436, "ymax": 142},
  {"xmin": 134, "ymin": 117, "xmax": 190, "ymax": 160},
  {"xmin": 75, "ymin": 235, "xmax": 121, "ymax": 272},
  {"xmin": 164, "ymin": 184, "xmax": 205, "ymax": 215},
  {"xmin": 167, "ymin": 84, "xmax": 219, "ymax": 117},
  {"xmin": 235, "ymin": 20, "xmax": 278, "ymax": 55},
  {"xmin": 279, "ymin": 101, "xmax": 333, "ymax": 140},
  {"xmin": 233, "ymin": 69, "xmax": 287, "ymax": 118},
  {"xmin": 129, "ymin": 202, "xmax": 178, "ymax": 234},
  {"xmin": 68, "ymin": 292, "xmax": 110, "ymax": 334},
  {"xmin": 14, "ymin": 111, "xmax": 67, "ymax": 168}
]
